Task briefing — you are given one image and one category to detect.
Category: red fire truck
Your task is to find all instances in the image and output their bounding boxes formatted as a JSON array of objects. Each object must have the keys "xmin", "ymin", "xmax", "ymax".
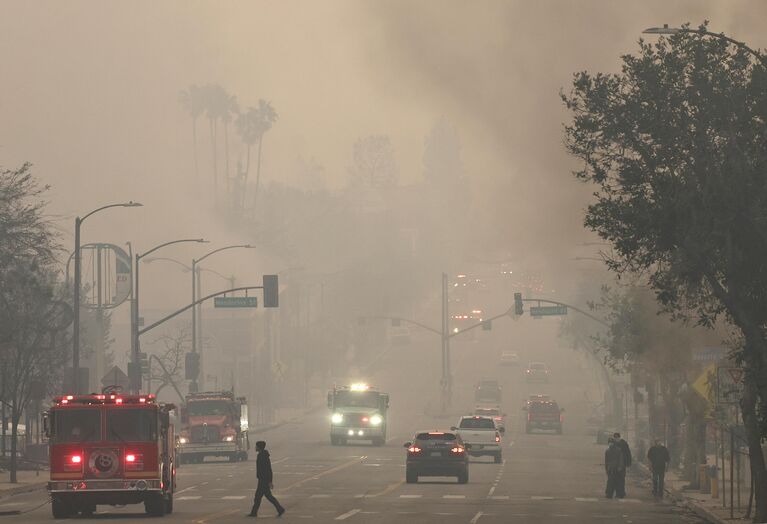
[
  {"xmin": 45, "ymin": 394, "xmax": 176, "ymax": 518},
  {"xmin": 177, "ymin": 391, "xmax": 249, "ymax": 463}
]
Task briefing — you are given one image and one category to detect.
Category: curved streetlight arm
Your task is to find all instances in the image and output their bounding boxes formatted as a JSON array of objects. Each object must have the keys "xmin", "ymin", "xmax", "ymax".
[
  {"xmin": 143, "ymin": 257, "xmax": 192, "ymax": 272},
  {"xmin": 643, "ymin": 25, "xmax": 766, "ymax": 66},
  {"xmin": 80, "ymin": 201, "xmax": 142, "ymax": 224},
  {"xmin": 194, "ymin": 244, "xmax": 253, "ymax": 265},
  {"xmin": 139, "ymin": 238, "xmax": 207, "ymax": 260}
]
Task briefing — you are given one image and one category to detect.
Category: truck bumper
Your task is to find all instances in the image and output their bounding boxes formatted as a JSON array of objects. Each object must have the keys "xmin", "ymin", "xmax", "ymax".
[
  {"xmin": 48, "ymin": 479, "xmax": 162, "ymax": 493},
  {"xmin": 179, "ymin": 443, "xmax": 238, "ymax": 455},
  {"xmin": 331, "ymin": 426, "xmax": 384, "ymax": 439},
  {"xmin": 466, "ymin": 443, "xmax": 502, "ymax": 456}
]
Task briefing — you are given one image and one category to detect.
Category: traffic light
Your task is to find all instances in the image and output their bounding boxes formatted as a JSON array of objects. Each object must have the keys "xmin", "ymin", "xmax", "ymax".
[
  {"xmin": 139, "ymin": 352, "xmax": 149, "ymax": 376},
  {"xmin": 185, "ymin": 352, "xmax": 200, "ymax": 380},
  {"xmin": 482, "ymin": 320, "xmax": 492, "ymax": 331},
  {"xmin": 263, "ymin": 274, "xmax": 279, "ymax": 308},
  {"xmin": 514, "ymin": 292, "xmax": 524, "ymax": 316}
]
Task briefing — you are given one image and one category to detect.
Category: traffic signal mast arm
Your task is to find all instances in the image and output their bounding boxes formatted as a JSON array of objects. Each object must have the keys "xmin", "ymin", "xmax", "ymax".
[
  {"xmin": 139, "ymin": 281, "xmax": 276, "ymax": 336},
  {"xmin": 364, "ymin": 316, "xmax": 443, "ymax": 336},
  {"xmin": 447, "ymin": 308, "xmax": 515, "ymax": 338},
  {"xmin": 520, "ymin": 298, "xmax": 609, "ymax": 328}
]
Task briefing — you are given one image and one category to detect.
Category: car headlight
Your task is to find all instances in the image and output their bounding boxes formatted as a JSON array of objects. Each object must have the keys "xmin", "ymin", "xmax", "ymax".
[
  {"xmin": 179, "ymin": 437, "xmax": 188, "ymax": 444},
  {"xmin": 223, "ymin": 435, "xmax": 235, "ymax": 442},
  {"xmin": 331, "ymin": 413, "xmax": 343, "ymax": 424},
  {"xmin": 370, "ymin": 415, "xmax": 383, "ymax": 426}
]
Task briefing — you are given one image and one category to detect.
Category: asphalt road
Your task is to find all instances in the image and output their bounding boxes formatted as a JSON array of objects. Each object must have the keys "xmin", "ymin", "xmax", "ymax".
[{"xmin": 1, "ymin": 329, "xmax": 707, "ymax": 523}]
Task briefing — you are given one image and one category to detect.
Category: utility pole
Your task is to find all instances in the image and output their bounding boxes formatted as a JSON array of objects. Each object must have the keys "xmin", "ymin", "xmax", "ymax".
[{"xmin": 441, "ymin": 273, "xmax": 451, "ymax": 412}]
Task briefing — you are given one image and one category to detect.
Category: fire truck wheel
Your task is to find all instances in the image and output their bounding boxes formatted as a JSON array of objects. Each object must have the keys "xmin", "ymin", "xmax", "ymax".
[
  {"xmin": 51, "ymin": 497, "xmax": 72, "ymax": 519},
  {"xmin": 228, "ymin": 453, "xmax": 238, "ymax": 463},
  {"xmin": 80, "ymin": 504, "xmax": 96, "ymax": 517},
  {"xmin": 144, "ymin": 493, "xmax": 166, "ymax": 516},
  {"xmin": 164, "ymin": 492, "xmax": 174, "ymax": 514},
  {"xmin": 240, "ymin": 452, "xmax": 249, "ymax": 461}
]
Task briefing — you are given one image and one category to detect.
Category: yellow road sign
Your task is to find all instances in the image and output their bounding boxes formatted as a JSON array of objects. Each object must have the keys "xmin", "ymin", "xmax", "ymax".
[{"xmin": 692, "ymin": 363, "xmax": 717, "ymax": 401}]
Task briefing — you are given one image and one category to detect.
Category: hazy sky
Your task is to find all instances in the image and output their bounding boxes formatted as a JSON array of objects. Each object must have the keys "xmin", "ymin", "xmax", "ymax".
[{"xmin": 1, "ymin": 0, "xmax": 765, "ymax": 308}]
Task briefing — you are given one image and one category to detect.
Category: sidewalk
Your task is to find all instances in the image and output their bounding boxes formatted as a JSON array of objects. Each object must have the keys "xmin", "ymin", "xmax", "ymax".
[
  {"xmin": 636, "ymin": 463, "xmax": 740, "ymax": 524},
  {"xmin": 0, "ymin": 468, "xmax": 47, "ymax": 499}
]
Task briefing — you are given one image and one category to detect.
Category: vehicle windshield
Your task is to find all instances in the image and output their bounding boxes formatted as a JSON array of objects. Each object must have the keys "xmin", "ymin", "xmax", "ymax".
[
  {"xmin": 475, "ymin": 408, "xmax": 500, "ymax": 416},
  {"xmin": 107, "ymin": 409, "xmax": 157, "ymax": 442},
  {"xmin": 459, "ymin": 417, "xmax": 495, "ymax": 429},
  {"xmin": 334, "ymin": 391, "xmax": 380, "ymax": 409},
  {"xmin": 530, "ymin": 402, "xmax": 560, "ymax": 412},
  {"xmin": 53, "ymin": 409, "xmax": 101, "ymax": 443},
  {"xmin": 188, "ymin": 400, "xmax": 231, "ymax": 416},
  {"xmin": 416, "ymin": 432, "xmax": 457, "ymax": 441}
]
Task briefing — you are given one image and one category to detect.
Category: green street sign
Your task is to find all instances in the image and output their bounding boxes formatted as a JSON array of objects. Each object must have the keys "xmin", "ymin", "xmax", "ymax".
[
  {"xmin": 529, "ymin": 305, "xmax": 567, "ymax": 317},
  {"xmin": 214, "ymin": 296, "xmax": 258, "ymax": 308}
]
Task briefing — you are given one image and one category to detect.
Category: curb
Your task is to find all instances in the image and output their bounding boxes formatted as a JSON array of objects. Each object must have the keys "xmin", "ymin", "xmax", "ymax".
[{"xmin": 0, "ymin": 481, "xmax": 47, "ymax": 500}]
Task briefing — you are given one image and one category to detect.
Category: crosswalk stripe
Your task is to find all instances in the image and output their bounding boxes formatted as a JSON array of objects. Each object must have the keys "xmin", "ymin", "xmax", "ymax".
[
  {"xmin": 491, "ymin": 496, "xmax": 510, "ymax": 500},
  {"xmin": 399, "ymin": 494, "xmax": 422, "ymax": 498},
  {"xmin": 335, "ymin": 509, "xmax": 361, "ymax": 520},
  {"xmin": 310, "ymin": 494, "xmax": 332, "ymax": 498},
  {"xmin": 531, "ymin": 496, "xmax": 554, "ymax": 500},
  {"xmin": 619, "ymin": 498, "xmax": 642, "ymax": 503},
  {"xmin": 443, "ymin": 495, "xmax": 465, "ymax": 499},
  {"xmin": 575, "ymin": 497, "xmax": 598, "ymax": 502},
  {"xmin": 176, "ymin": 496, "xmax": 202, "ymax": 501},
  {"xmin": 222, "ymin": 496, "xmax": 246, "ymax": 500}
]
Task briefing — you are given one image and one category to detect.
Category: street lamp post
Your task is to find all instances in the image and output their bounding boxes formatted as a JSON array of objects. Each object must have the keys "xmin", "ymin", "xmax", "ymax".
[
  {"xmin": 131, "ymin": 238, "xmax": 207, "ymax": 392},
  {"xmin": 190, "ymin": 245, "xmax": 254, "ymax": 392},
  {"xmin": 643, "ymin": 24, "xmax": 766, "ymax": 66},
  {"xmin": 72, "ymin": 201, "xmax": 142, "ymax": 394}
]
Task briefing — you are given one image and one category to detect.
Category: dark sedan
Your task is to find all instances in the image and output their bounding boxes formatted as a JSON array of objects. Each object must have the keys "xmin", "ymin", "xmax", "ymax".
[{"xmin": 404, "ymin": 431, "xmax": 469, "ymax": 484}]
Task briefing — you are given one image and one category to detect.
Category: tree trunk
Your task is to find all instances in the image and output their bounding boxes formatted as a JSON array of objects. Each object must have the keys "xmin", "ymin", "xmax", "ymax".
[
  {"xmin": 741, "ymin": 380, "xmax": 767, "ymax": 522},
  {"xmin": 9, "ymin": 401, "xmax": 19, "ymax": 484},
  {"xmin": 253, "ymin": 136, "xmax": 264, "ymax": 211},
  {"xmin": 192, "ymin": 118, "xmax": 199, "ymax": 187}
]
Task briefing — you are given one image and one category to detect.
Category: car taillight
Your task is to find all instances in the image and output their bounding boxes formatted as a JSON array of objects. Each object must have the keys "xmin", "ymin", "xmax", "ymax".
[
  {"xmin": 526, "ymin": 370, "xmax": 531, "ymax": 373},
  {"xmin": 495, "ymin": 432, "xmax": 501, "ymax": 443},
  {"xmin": 64, "ymin": 454, "xmax": 83, "ymax": 471},
  {"xmin": 125, "ymin": 452, "xmax": 144, "ymax": 471},
  {"xmin": 407, "ymin": 446, "xmax": 422, "ymax": 454},
  {"xmin": 451, "ymin": 447, "xmax": 465, "ymax": 454},
  {"xmin": 527, "ymin": 413, "xmax": 532, "ymax": 422}
]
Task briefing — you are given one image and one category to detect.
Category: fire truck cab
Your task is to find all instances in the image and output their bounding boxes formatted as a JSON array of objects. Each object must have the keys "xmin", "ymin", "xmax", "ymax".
[
  {"xmin": 45, "ymin": 394, "xmax": 176, "ymax": 518},
  {"xmin": 177, "ymin": 391, "xmax": 249, "ymax": 464}
]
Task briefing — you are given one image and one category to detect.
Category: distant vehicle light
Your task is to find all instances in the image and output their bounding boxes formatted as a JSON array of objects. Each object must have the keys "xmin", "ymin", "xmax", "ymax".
[
  {"xmin": 223, "ymin": 435, "xmax": 235, "ymax": 442},
  {"xmin": 362, "ymin": 417, "xmax": 369, "ymax": 423},
  {"xmin": 495, "ymin": 433, "xmax": 501, "ymax": 443},
  {"xmin": 179, "ymin": 437, "xmax": 188, "ymax": 444},
  {"xmin": 408, "ymin": 446, "xmax": 422, "ymax": 453},
  {"xmin": 348, "ymin": 430, "xmax": 355, "ymax": 436},
  {"xmin": 331, "ymin": 413, "xmax": 344, "ymax": 424},
  {"xmin": 370, "ymin": 415, "xmax": 383, "ymax": 426},
  {"xmin": 451, "ymin": 447, "xmax": 465, "ymax": 454},
  {"xmin": 453, "ymin": 328, "xmax": 460, "ymax": 333},
  {"xmin": 350, "ymin": 383, "xmax": 369, "ymax": 391}
]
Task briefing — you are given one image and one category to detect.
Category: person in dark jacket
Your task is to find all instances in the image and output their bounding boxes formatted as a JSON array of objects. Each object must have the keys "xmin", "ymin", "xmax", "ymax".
[
  {"xmin": 605, "ymin": 438, "xmax": 626, "ymax": 498},
  {"xmin": 613, "ymin": 432, "xmax": 632, "ymax": 498},
  {"xmin": 647, "ymin": 439, "xmax": 671, "ymax": 497},
  {"xmin": 248, "ymin": 441, "xmax": 285, "ymax": 518}
]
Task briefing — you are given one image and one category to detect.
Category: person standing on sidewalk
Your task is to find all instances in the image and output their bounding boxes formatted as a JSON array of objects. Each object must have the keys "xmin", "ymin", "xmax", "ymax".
[
  {"xmin": 605, "ymin": 438, "xmax": 626, "ymax": 499},
  {"xmin": 248, "ymin": 441, "xmax": 285, "ymax": 518},
  {"xmin": 613, "ymin": 432, "xmax": 632, "ymax": 498},
  {"xmin": 647, "ymin": 439, "xmax": 671, "ymax": 497}
]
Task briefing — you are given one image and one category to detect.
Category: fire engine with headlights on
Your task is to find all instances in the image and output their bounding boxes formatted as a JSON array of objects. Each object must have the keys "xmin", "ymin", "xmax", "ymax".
[
  {"xmin": 328, "ymin": 384, "xmax": 389, "ymax": 446},
  {"xmin": 177, "ymin": 391, "xmax": 249, "ymax": 464},
  {"xmin": 45, "ymin": 394, "xmax": 176, "ymax": 518}
]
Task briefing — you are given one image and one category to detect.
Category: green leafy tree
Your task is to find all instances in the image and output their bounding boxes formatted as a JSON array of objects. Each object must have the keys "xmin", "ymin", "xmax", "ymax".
[{"xmin": 562, "ymin": 23, "xmax": 767, "ymax": 516}]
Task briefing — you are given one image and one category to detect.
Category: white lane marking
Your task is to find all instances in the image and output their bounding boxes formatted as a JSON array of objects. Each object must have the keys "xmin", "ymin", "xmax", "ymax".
[
  {"xmin": 491, "ymin": 496, "xmax": 510, "ymax": 500},
  {"xmin": 531, "ymin": 496, "xmax": 554, "ymax": 500},
  {"xmin": 487, "ymin": 486, "xmax": 496, "ymax": 497},
  {"xmin": 310, "ymin": 494, "xmax": 332, "ymax": 498},
  {"xmin": 575, "ymin": 497, "xmax": 599, "ymax": 502},
  {"xmin": 399, "ymin": 494, "xmax": 422, "ymax": 498},
  {"xmin": 469, "ymin": 511, "xmax": 484, "ymax": 524},
  {"xmin": 0, "ymin": 502, "xmax": 23, "ymax": 507},
  {"xmin": 222, "ymin": 495, "xmax": 246, "ymax": 500},
  {"xmin": 272, "ymin": 456, "xmax": 290, "ymax": 465},
  {"xmin": 176, "ymin": 496, "xmax": 202, "ymax": 501},
  {"xmin": 443, "ymin": 495, "xmax": 466, "ymax": 499},
  {"xmin": 335, "ymin": 509, "xmax": 361, "ymax": 520},
  {"xmin": 619, "ymin": 498, "xmax": 642, "ymax": 503},
  {"xmin": 362, "ymin": 464, "xmax": 381, "ymax": 467},
  {"xmin": 508, "ymin": 440, "xmax": 515, "ymax": 448}
]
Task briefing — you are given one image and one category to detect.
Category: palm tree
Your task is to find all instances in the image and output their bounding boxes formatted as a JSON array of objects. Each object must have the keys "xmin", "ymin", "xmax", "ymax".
[
  {"xmin": 202, "ymin": 84, "xmax": 234, "ymax": 206},
  {"xmin": 178, "ymin": 84, "xmax": 206, "ymax": 186},
  {"xmin": 235, "ymin": 99, "xmax": 278, "ymax": 210}
]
